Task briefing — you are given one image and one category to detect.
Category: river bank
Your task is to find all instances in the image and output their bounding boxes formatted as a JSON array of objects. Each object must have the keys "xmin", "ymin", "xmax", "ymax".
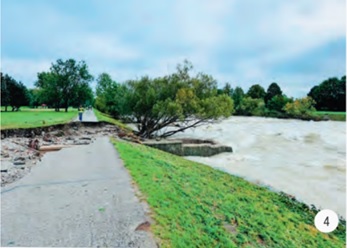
[{"xmin": 114, "ymin": 140, "xmax": 346, "ymax": 247}]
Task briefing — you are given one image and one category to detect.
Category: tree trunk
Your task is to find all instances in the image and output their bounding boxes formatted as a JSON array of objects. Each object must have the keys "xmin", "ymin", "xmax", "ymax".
[
  {"xmin": 64, "ymin": 99, "xmax": 69, "ymax": 112},
  {"xmin": 160, "ymin": 119, "xmax": 207, "ymax": 138},
  {"xmin": 55, "ymin": 102, "xmax": 60, "ymax": 112}
]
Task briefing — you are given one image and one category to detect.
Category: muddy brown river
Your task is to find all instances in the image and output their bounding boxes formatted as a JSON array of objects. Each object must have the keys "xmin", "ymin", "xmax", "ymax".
[{"xmin": 172, "ymin": 117, "xmax": 346, "ymax": 218}]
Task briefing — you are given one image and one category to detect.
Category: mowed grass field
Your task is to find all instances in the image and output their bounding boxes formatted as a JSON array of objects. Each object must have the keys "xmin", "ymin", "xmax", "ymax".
[
  {"xmin": 1, "ymin": 107, "xmax": 77, "ymax": 129},
  {"xmin": 313, "ymin": 111, "xmax": 346, "ymax": 121},
  {"xmin": 113, "ymin": 140, "xmax": 346, "ymax": 248}
]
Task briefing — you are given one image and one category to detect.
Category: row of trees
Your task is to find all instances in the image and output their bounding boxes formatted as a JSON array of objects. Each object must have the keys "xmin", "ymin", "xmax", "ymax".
[
  {"xmin": 218, "ymin": 82, "xmax": 294, "ymax": 117},
  {"xmin": 1, "ymin": 73, "xmax": 30, "ymax": 111},
  {"xmin": 308, "ymin": 76, "xmax": 346, "ymax": 111},
  {"xmin": 216, "ymin": 75, "xmax": 345, "ymax": 118},
  {"xmin": 1, "ymin": 59, "xmax": 94, "ymax": 112},
  {"xmin": 95, "ymin": 60, "xmax": 233, "ymax": 138},
  {"xmin": 94, "ymin": 60, "xmax": 345, "ymax": 137},
  {"xmin": 2, "ymin": 58, "xmax": 345, "ymax": 137}
]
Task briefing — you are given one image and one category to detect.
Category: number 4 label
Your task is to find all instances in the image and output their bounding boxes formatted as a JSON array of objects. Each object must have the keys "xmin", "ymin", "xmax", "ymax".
[
  {"xmin": 315, "ymin": 209, "xmax": 338, "ymax": 233},
  {"xmin": 324, "ymin": 216, "xmax": 329, "ymax": 226}
]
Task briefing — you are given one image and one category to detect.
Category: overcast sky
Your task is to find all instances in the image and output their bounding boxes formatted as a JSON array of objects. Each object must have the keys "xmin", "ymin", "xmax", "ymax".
[{"xmin": 1, "ymin": 0, "xmax": 346, "ymax": 97}]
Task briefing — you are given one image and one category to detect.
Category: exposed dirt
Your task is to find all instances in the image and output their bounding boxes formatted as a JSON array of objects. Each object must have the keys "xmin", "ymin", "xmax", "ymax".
[{"xmin": 1, "ymin": 123, "xmax": 141, "ymax": 187}]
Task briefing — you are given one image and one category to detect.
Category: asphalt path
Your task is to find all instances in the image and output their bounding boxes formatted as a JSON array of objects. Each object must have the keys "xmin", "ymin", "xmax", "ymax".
[
  {"xmin": 1, "ymin": 137, "xmax": 156, "ymax": 247},
  {"xmin": 74, "ymin": 109, "xmax": 98, "ymax": 122}
]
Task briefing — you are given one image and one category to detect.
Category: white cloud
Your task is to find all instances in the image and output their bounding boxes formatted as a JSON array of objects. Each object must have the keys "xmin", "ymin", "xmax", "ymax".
[
  {"xmin": 248, "ymin": 0, "xmax": 345, "ymax": 62},
  {"xmin": 1, "ymin": 0, "xmax": 345, "ymax": 97},
  {"xmin": 54, "ymin": 33, "xmax": 142, "ymax": 63},
  {"xmin": 211, "ymin": 0, "xmax": 346, "ymax": 96},
  {"xmin": 173, "ymin": 0, "xmax": 233, "ymax": 48},
  {"xmin": 1, "ymin": 58, "xmax": 52, "ymax": 87}
]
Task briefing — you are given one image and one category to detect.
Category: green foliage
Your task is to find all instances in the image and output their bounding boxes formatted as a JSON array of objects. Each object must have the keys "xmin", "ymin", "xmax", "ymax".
[
  {"xmin": 222, "ymin": 82, "xmax": 233, "ymax": 97},
  {"xmin": 71, "ymin": 81, "xmax": 94, "ymax": 108},
  {"xmin": 283, "ymin": 97, "xmax": 316, "ymax": 118},
  {"xmin": 113, "ymin": 140, "xmax": 346, "ymax": 248},
  {"xmin": 27, "ymin": 88, "xmax": 44, "ymax": 108},
  {"xmin": 105, "ymin": 61, "xmax": 234, "ymax": 138},
  {"xmin": 95, "ymin": 73, "xmax": 115, "ymax": 112},
  {"xmin": 308, "ymin": 76, "xmax": 345, "ymax": 111},
  {"xmin": 246, "ymin": 84, "xmax": 266, "ymax": 99},
  {"xmin": 95, "ymin": 73, "xmax": 130, "ymax": 118},
  {"xmin": 35, "ymin": 59, "xmax": 94, "ymax": 112},
  {"xmin": 266, "ymin": 94, "xmax": 292, "ymax": 112},
  {"xmin": 238, "ymin": 97, "xmax": 265, "ymax": 116},
  {"xmin": 265, "ymin": 82, "xmax": 283, "ymax": 105},
  {"xmin": 35, "ymin": 72, "xmax": 61, "ymax": 108},
  {"xmin": 1, "ymin": 72, "xmax": 30, "ymax": 111},
  {"xmin": 1, "ymin": 72, "xmax": 10, "ymax": 109},
  {"xmin": 231, "ymin": 86, "xmax": 245, "ymax": 115}
]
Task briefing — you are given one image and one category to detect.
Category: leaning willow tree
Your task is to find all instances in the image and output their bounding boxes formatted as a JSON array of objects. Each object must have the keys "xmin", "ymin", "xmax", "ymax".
[{"xmin": 117, "ymin": 61, "xmax": 234, "ymax": 138}]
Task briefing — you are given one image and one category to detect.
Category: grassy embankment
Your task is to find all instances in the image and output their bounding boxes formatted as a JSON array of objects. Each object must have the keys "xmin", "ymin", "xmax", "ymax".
[
  {"xmin": 313, "ymin": 111, "xmax": 346, "ymax": 121},
  {"xmin": 93, "ymin": 108, "xmax": 132, "ymax": 132},
  {"xmin": 0, "ymin": 107, "xmax": 77, "ymax": 130},
  {"xmin": 112, "ymin": 140, "xmax": 346, "ymax": 247}
]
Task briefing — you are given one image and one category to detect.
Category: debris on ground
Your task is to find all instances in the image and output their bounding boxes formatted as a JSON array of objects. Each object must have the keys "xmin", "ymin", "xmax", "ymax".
[{"xmin": 1, "ymin": 123, "xmax": 139, "ymax": 186}]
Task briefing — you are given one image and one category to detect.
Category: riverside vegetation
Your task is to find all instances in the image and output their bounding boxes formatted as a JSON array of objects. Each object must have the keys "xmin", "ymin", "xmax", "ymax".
[
  {"xmin": 94, "ymin": 61, "xmax": 345, "ymax": 125},
  {"xmin": 113, "ymin": 140, "xmax": 346, "ymax": 247}
]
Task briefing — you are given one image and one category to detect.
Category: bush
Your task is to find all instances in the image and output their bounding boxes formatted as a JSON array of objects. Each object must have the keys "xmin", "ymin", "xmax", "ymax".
[
  {"xmin": 238, "ymin": 97, "xmax": 265, "ymax": 116},
  {"xmin": 283, "ymin": 97, "xmax": 316, "ymax": 118},
  {"xmin": 267, "ymin": 95, "xmax": 292, "ymax": 112}
]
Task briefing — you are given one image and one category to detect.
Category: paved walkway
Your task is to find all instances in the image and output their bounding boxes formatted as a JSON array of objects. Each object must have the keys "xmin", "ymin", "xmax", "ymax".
[
  {"xmin": 74, "ymin": 109, "xmax": 98, "ymax": 122},
  {"xmin": 1, "ymin": 137, "xmax": 156, "ymax": 247}
]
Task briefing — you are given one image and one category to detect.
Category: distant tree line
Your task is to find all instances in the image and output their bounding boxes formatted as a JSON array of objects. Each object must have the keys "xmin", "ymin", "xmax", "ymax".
[
  {"xmin": 1, "ymin": 57, "xmax": 345, "ymax": 131},
  {"xmin": 1, "ymin": 72, "xmax": 30, "ymax": 111},
  {"xmin": 308, "ymin": 76, "xmax": 345, "ymax": 111},
  {"xmin": 1, "ymin": 59, "xmax": 94, "ymax": 112},
  {"xmin": 216, "ymin": 75, "xmax": 345, "ymax": 120},
  {"xmin": 94, "ymin": 59, "xmax": 345, "ymax": 137}
]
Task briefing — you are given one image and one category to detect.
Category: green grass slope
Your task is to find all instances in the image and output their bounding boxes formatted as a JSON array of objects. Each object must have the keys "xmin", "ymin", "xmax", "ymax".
[
  {"xmin": 93, "ymin": 108, "xmax": 133, "ymax": 132},
  {"xmin": 113, "ymin": 140, "xmax": 346, "ymax": 248}
]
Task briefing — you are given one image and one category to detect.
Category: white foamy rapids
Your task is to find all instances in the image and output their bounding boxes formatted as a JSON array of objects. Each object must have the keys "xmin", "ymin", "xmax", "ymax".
[{"xmin": 172, "ymin": 116, "xmax": 346, "ymax": 218}]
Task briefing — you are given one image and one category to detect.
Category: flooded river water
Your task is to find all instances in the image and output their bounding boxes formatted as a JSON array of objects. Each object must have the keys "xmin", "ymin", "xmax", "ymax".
[{"xmin": 172, "ymin": 117, "xmax": 346, "ymax": 217}]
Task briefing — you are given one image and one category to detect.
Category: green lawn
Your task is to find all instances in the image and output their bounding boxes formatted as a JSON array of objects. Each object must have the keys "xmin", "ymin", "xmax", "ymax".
[
  {"xmin": 113, "ymin": 140, "xmax": 346, "ymax": 248},
  {"xmin": 1, "ymin": 108, "xmax": 77, "ymax": 129},
  {"xmin": 93, "ymin": 108, "xmax": 132, "ymax": 132},
  {"xmin": 313, "ymin": 111, "xmax": 346, "ymax": 121}
]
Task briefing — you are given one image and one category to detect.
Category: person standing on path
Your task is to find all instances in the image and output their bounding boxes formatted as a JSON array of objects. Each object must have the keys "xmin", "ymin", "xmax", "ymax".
[{"xmin": 78, "ymin": 105, "xmax": 84, "ymax": 121}]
